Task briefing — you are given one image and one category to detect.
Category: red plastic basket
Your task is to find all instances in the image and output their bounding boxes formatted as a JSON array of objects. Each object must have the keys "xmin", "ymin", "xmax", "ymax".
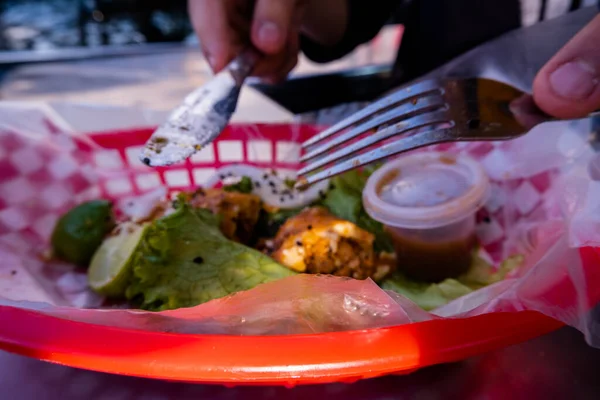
[{"xmin": 0, "ymin": 123, "xmax": 598, "ymax": 385}]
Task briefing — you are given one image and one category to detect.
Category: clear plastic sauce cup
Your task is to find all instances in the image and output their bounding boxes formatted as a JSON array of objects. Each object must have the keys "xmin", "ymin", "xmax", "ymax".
[{"xmin": 363, "ymin": 152, "xmax": 490, "ymax": 282}]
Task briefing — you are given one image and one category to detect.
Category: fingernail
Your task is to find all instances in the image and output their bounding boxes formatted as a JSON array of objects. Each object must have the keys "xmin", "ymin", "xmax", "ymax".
[
  {"xmin": 508, "ymin": 95, "xmax": 529, "ymax": 115},
  {"xmin": 257, "ymin": 21, "xmax": 281, "ymax": 48},
  {"xmin": 549, "ymin": 60, "xmax": 599, "ymax": 100}
]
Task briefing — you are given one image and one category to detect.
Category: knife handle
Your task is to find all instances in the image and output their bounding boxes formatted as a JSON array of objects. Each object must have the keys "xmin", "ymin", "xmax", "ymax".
[{"xmin": 226, "ymin": 48, "xmax": 261, "ymax": 86}]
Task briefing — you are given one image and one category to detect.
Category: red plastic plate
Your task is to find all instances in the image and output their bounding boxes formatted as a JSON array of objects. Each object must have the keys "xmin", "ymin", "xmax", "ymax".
[{"xmin": 0, "ymin": 307, "xmax": 563, "ymax": 385}]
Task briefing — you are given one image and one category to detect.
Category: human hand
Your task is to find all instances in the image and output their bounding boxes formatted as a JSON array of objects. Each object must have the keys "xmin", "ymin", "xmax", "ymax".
[
  {"xmin": 189, "ymin": 0, "xmax": 347, "ymax": 83},
  {"xmin": 533, "ymin": 14, "xmax": 600, "ymax": 119}
]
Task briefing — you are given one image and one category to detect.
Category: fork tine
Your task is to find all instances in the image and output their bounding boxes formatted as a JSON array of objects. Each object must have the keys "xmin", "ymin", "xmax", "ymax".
[
  {"xmin": 301, "ymin": 79, "xmax": 442, "ymax": 149},
  {"xmin": 301, "ymin": 93, "xmax": 445, "ymax": 162},
  {"xmin": 298, "ymin": 109, "xmax": 450, "ymax": 176},
  {"xmin": 298, "ymin": 128, "xmax": 452, "ymax": 188}
]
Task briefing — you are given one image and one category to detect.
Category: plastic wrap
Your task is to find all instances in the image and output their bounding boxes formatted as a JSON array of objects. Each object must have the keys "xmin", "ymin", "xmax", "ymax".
[{"xmin": 0, "ymin": 102, "xmax": 599, "ymax": 346}]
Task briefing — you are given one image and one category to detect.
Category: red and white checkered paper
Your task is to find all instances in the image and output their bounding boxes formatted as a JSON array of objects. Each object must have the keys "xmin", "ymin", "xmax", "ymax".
[{"xmin": 0, "ymin": 103, "xmax": 599, "ymax": 343}]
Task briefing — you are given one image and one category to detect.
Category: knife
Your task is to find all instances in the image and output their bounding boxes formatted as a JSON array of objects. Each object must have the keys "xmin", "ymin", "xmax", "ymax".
[
  {"xmin": 140, "ymin": 6, "xmax": 597, "ymax": 166},
  {"xmin": 139, "ymin": 48, "xmax": 260, "ymax": 167}
]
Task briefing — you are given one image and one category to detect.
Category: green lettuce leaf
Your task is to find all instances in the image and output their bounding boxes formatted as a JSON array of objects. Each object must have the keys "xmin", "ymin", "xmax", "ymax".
[
  {"xmin": 382, "ymin": 252, "xmax": 524, "ymax": 310},
  {"xmin": 459, "ymin": 253, "xmax": 524, "ymax": 289},
  {"xmin": 125, "ymin": 204, "xmax": 296, "ymax": 311},
  {"xmin": 319, "ymin": 167, "xmax": 393, "ymax": 252},
  {"xmin": 382, "ymin": 274, "xmax": 473, "ymax": 311}
]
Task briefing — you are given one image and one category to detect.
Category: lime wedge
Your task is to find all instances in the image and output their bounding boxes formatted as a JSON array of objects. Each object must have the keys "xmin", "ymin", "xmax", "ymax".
[
  {"xmin": 88, "ymin": 223, "xmax": 146, "ymax": 297},
  {"xmin": 51, "ymin": 200, "xmax": 115, "ymax": 266}
]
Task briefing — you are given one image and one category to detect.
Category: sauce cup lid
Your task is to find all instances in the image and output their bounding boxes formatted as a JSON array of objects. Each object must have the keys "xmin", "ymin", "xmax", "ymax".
[{"xmin": 363, "ymin": 152, "xmax": 490, "ymax": 229}]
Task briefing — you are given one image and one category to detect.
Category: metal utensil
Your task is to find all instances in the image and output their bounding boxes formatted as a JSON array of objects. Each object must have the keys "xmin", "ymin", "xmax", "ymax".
[
  {"xmin": 250, "ymin": 8, "xmax": 596, "ymax": 114},
  {"xmin": 297, "ymin": 77, "xmax": 599, "ymax": 188},
  {"xmin": 296, "ymin": 7, "xmax": 599, "ymax": 188},
  {"xmin": 420, "ymin": 7, "xmax": 598, "ymax": 92},
  {"xmin": 139, "ymin": 48, "xmax": 259, "ymax": 167}
]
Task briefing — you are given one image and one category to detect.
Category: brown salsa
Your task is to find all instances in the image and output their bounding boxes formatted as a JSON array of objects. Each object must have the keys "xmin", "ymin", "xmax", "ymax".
[{"xmin": 387, "ymin": 228, "xmax": 476, "ymax": 282}]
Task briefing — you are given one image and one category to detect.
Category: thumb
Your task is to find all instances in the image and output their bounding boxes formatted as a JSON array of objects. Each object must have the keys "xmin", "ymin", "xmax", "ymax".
[
  {"xmin": 533, "ymin": 15, "xmax": 600, "ymax": 119},
  {"xmin": 189, "ymin": 0, "xmax": 241, "ymax": 73},
  {"xmin": 251, "ymin": 0, "xmax": 305, "ymax": 55}
]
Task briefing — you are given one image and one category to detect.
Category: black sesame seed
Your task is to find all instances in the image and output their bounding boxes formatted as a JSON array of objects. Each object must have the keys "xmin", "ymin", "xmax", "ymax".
[
  {"xmin": 254, "ymin": 181, "xmax": 261, "ymax": 188},
  {"xmin": 193, "ymin": 256, "xmax": 204, "ymax": 264},
  {"xmin": 307, "ymin": 225, "xmax": 312, "ymax": 230},
  {"xmin": 142, "ymin": 157, "xmax": 151, "ymax": 166},
  {"xmin": 10, "ymin": 270, "xmax": 16, "ymax": 275},
  {"xmin": 272, "ymin": 189, "xmax": 277, "ymax": 195},
  {"xmin": 483, "ymin": 216, "xmax": 491, "ymax": 223},
  {"xmin": 268, "ymin": 181, "xmax": 276, "ymax": 187},
  {"xmin": 227, "ymin": 172, "xmax": 234, "ymax": 177},
  {"xmin": 280, "ymin": 196, "xmax": 285, "ymax": 202},
  {"xmin": 219, "ymin": 174, "xmax": 226, "ymax": 180},
  {"xmin": 296, "ymin": 240, "xmax": 303, "ymax": 246},
  {"xmin": 263, "ymin": 173, "xmax": 269, "ymax": 180}
]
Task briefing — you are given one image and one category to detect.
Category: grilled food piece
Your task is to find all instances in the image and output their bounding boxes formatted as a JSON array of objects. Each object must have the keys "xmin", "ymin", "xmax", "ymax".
[
  {"xmin": 271, "ymin": 207, "xmax": 392, "ymax": 280},
  {"xmin": 187, "ymin": 188, "xmax": 262, "ymax": 244}
]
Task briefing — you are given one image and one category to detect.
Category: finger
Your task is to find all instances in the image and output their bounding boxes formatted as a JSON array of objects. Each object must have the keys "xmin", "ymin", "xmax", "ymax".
[
  {"xmin": 252, "ymin": 33, "xmax": 299, "ymax": 82},
  {"xmin": 509, "ymin": 94, "xmax": 549, "ymax": 129},
  {"xmin": 533, "ymin": 15, "xmax": 600, "ymax": 119},
  {"xmin": 257, "ymin": 52, "xmax": 298, "ymax": 84},
  {"xmin": 252, "ymin": 53, "xmax": 292, "ymax": 82},
  {"xmin": 189, "ymin": 0, "xmax": 235, "ymax": 72},
  {"xmin": 272, "ymin": 33, "xmax": 300, "ymax": 81},
  {"xmin": 251, "ymin": 0, "xmax": 304, "ymax": 54}
]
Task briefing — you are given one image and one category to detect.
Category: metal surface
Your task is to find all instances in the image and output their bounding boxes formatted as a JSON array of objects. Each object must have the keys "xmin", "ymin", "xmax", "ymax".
[
  {"xmin": 298, "ymin": 77, "xmax": 598, "ymax": 187},
  {"xmin": 0, "ymin": 42, "xmax": 187, "ymax": 66},
  {"xmin": 139, "ymin": 48, "xmax": 260, "ymax": 166}
]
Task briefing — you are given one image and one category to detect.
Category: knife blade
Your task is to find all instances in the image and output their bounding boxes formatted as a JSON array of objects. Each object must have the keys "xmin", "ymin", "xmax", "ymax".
[{"xmin": 139, "ymin": 48, "xmax": 260, "ymax": 167}]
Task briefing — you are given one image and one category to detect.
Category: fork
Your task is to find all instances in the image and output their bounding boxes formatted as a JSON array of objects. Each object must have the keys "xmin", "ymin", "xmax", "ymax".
[{"xmin": 296, "ymin": 77, "xmax": 599, "ymax": 188}]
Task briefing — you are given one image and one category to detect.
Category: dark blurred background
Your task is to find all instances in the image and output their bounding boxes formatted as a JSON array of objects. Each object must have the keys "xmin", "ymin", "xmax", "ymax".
[
  {"xmin": 0, "ymin": 0, "xmax": 191, "ymax": 51},
  {"xmin": 0, "ymin": 0, "xmax": 406, "ymax": 51}
]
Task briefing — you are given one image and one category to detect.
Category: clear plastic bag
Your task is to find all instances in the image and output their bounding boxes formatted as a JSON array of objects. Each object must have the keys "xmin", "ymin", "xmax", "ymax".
[{"xmin": 0, "ymin": 102, "xmax": 598, "ymax": 345}]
